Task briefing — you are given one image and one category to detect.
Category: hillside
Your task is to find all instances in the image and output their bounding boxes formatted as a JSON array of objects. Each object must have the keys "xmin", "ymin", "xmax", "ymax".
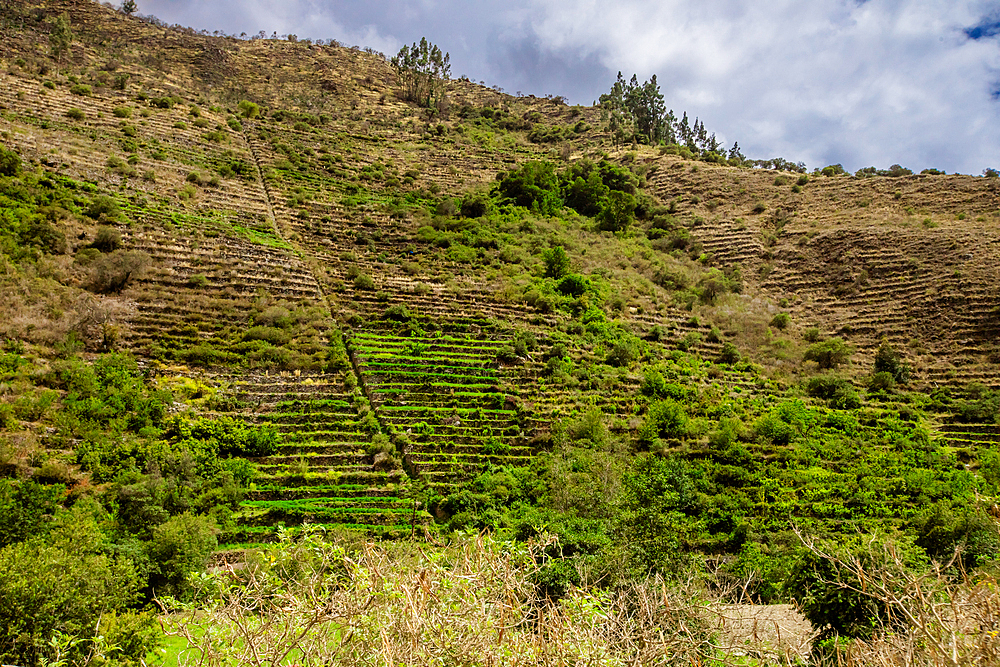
[{"xmin": 2, "ymin": 5, "xmax": 1000, "ymax": 662}]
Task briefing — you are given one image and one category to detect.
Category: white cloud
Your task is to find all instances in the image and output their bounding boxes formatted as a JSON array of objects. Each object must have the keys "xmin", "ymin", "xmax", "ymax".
[{"xmin": 503, "ymin": 0, "xmax": 1000, "ymax": 173}]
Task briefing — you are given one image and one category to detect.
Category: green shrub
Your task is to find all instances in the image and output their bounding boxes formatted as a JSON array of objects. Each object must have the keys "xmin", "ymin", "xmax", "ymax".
[
  {"xmin": 238, "ymin": 100, "xmax": 260, "ymax": 119},
  {"xmin": 770, "ymin": 312, "xmax": 791, "ymax": 330},
  {"xmin": 0, "ymin": 503, "xmax": 141, "ymax": 667},
  {"xmin": 147, "ymin": 512, "xmax": 218, "ymax": 598},
  {"xmin": 69, "ymin": 83, "xmax": 91, "ymax": 96},
  {"xmin": 596, "ymin": 190, "xmax": 637, "ymax": 232},
  {"xmin": 542, "ymin": 245, "xmax": 570, "ymax": 279},
  {"xmin": 785, "ymin": 533, "xmax": 927, "ymax": 640},
  {"xmin": 804, "ymin": 338, "xmax": 852, "ymax": 369},
  {"xmin": 65, "ymin": 107, "xmax": 85, "ymax": 120},
  {"xmin": 383, "ymin": 304, "xmax": 412, "ymax": 321},
  {"xmin": 0, "ymin": 147, "xmax": 21, "ymax": 176},
  {"xmin": 873, "ymin": 340, "xmax": 911, "ymax": 383},
  {"xmin": 639, "ymin": 399, "xmax": 688, "ymax": 444},
  {"xmin": 92, "ymin": 225, "xmax": 122, "ymax": 252},
  {"xmin": 753, "ymin": 413, "xmax": 796, "ymax": 446},
  {"xmin": 495, "ymin": 346, "xmax": 520, "ymax": 365},
  {"xmin": 243, "ymin": 326, "xmax": 291, "ymax": 346},
  {"xmin": 715, "ymin": 342, "xmax": 739, "ymax": 365},
  {"xmin": 85, "ymin": 195, "xmax": 121, "ymax": 221},
  {"xmin": 353, "ymin": 273, "xmax": 375, "ymax": 291},
  {"xmin": 606, "ymin": 335, "xmax": 640, "ymax": 367},
  {"xmin": 806, "ymin": 375, "xmax": 861, "ymax": 409},
  {"xmin": 556, "ymin": 273, "xmax": 588, "ymax": 297},
  {"xmin": 483, "ymin": 437, "xmax": 511, "ymax": 457},
  {"xmin": 459, "ymin": 190, "xmax": 491, "ymax": 218}
]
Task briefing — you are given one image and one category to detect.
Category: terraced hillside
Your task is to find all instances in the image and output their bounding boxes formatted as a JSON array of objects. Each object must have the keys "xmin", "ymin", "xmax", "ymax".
[
  {"xmin": 646, "ymin": 162, "xmax": 1000, "ymax": 384},
  {"xmin": 2, "ymin": 0, "xmax": 999, "ymax": 552}
]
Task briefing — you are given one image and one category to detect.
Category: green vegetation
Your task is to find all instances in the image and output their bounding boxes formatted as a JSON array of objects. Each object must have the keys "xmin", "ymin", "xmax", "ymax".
[{"xmin": 2, "ymin": 5, "xmax": 1000, "ymax": 663}]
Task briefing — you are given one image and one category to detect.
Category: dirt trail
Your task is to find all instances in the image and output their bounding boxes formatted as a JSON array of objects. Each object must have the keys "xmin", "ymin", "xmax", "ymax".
[{"xmin": 713, "ymin": 604, "xmax": 815, "ymax": 661}]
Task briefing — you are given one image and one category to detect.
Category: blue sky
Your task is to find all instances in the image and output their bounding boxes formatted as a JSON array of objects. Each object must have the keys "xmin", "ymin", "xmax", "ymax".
[{"xmin": 138, "ymin": 0, "xmax": 1000, "ymax": 174}]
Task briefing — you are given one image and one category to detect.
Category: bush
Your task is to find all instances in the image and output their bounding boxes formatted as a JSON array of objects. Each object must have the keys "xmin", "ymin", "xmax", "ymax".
[
  {"xmin": 0, "ymin": 503, "xmax": 141, "ymax": 667},
  {"xmin": 606, "ymin": 335, "xmax": 640, "ymax": 367},
  {"xmin": 0, "ymin": 480, "xmax": 64, "ymax": 548},
  {"xmin": 69, "ymin": 84, "xmax": 92, "ymax": 96},
  {"xmin": 716, "ymin": 341, "xmax": 740, "ymax": 365},
  {"xmin": 243, "ymin": 326, "xmax": 290, "ymax": 346},
  {"xmin": 806, "ymin": 375, "xmax": 861, "ymax": 409},
  {"xmin": 785, "ymin": 533, "xmax": 928, "ymax": 640},
  {"xmin": 804, "ymin": 338, "xmax": 852, "ymax": 369},
  {"xmin": 85, "ymin": 194, "xmax": 121, "ymax": 221},
  {"xmin": 65, "ymin": 107, "xmax": 85, "ymax": 121},
  {"xmin": 753, "ymin": 413, "xmax": 796, "ymax": 446},
  {"xmin": 383, "ymin": 304, "xmax": 412, "ymax": 321},
  {"xmin": 770, "ymin": 312, "xmax": 791, "ymax": 330},
  {"xmin": 92, "ymin": 225, "xmax": 122, "ymax": 252},
  {"xmin": 459, "ymin": 190, "xmax": 491, "ymax": 218},
  {"xmin": 238, "ymin": 100, "xmax": 260, "ymax": 119},
  {"xmin": 542, "ymin": 245, "xmax": 570, "ymax": 279},
  {"xmin": 556, "ymin": 273, "xmax": 588, "ymax": 297},
  {"xmin": 0, "ymin": 147, "xmax": 21, "ymax": 176},
  {"xmin": 86, "ymin": 250, "xmax": 150, "ymax": 293},
  {"xmin": 596, "ymin": 190, "xmax": 637, "ymax": 232},
  {"xmin": 873, "ymin": 339, "xmax": 910, "ymax": 383},
  {"xmin": 353, "ymin": 273, "xmax": 375, "ymax": 291},
  {"xmin": 147, "ymin": 512, "xmax": 218, "ymax": 598},
  {"xmin": 639, "ymin": 399, "xmax": 688, "ymax": 444}
]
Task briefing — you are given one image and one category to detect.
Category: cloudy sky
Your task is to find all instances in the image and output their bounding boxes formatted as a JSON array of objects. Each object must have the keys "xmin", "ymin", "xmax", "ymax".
[{"xmin": 138, "ymin": 0, "xmax": 1000, "ymax": 174}]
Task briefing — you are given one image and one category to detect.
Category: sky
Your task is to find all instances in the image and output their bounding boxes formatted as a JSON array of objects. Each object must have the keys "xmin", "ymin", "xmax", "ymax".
[{"xmin": 136, "ymin": 0, "xmax": 1000, "ymax": 174}]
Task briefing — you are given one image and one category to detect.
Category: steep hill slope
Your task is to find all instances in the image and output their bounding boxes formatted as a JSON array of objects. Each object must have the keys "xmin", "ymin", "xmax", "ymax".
[{"xmin": 1, "ymin": 0, "xmax": 999, "ymax": 551}]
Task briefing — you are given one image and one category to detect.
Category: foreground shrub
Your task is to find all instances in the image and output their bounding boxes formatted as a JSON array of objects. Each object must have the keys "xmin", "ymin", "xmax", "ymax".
[{"xmin": 0, "ymin": 502, "xmax": 141, "ymax": 667}]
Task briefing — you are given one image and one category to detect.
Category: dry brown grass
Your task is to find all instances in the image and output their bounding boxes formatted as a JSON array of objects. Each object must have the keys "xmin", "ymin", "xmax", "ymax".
[{"xmin": 160, "ymin": 532, "xmax": 815, "ymax": 667}]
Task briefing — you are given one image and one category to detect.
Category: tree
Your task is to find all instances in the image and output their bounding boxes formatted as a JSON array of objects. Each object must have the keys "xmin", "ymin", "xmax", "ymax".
[
  {"xmin": 542, "ymin": 246, "xmax": 570, "ymax": 279},
  {"xmin": 147, "ymin": 512, "xmax": 218, "ymax": 598},
  {"xmin": 121, "ymin": 0, "xmax": 138, "ymax": 15},
  {"xmin": 390, "ymin": 38, "xmax": 451, "ymax": 108},
  {"xmin": 804, "ymin": 337, "xmax": 853, "ymax": 369},
  {"xmin": 599, "ymin": 72, "xmax": 668, "ymax": 145},
  {"xmin": 596, "ymin": 190, "xmax": 636, "ymax": 232},
  {"xmin": 48, "ymin": 13, "xmax": 73, "ymax": 67},
  {"xmin": 873, "ymin": 339, "xmax": 910, "ymax": 383}
]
